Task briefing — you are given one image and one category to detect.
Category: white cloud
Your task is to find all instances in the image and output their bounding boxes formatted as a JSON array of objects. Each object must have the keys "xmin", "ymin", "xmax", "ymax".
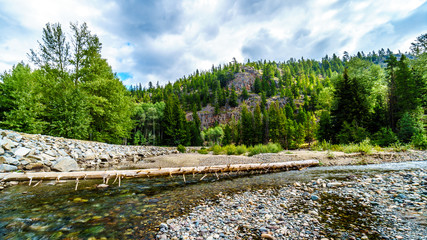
[{"xmin": 0, "ymin": 0, "xmax": 425, "ymax": 86}]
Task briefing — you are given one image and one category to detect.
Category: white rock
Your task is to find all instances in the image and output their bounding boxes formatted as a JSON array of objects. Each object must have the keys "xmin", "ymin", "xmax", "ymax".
[
  {"xmin": 14, "ymin": 147, "xmax": 31, "ymax": 157},
  {"xmin": 52, "ymin": 157, "xmax": 79, "ymax": 172},
  {"xmin": 0, "ymin": 164, "xmax": 18, "ymax": 172}
]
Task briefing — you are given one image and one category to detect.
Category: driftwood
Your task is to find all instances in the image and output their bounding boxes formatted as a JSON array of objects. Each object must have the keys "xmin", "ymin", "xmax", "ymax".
[{"xmin": 0, "ymin": 160, "xmax": 319, "ymax": 183}]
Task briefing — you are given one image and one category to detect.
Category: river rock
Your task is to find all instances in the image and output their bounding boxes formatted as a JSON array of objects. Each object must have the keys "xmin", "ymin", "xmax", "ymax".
[
  {"xmin": 83, "ymin": 150, "xmax": 96, "ymax": 160},
  {"xmin": 0, "ymin": 147, "xmax": 4, "ymax": 155},
  {"xmin": 14, "ymin": 147, "xmax": 31, "ymax": 157},
  {"xmin": 0, "ymin": 138, "xmax": 13, "ymax": 150},
  {"xmin": 261, "ymin": 233, "xmax": 276, "ymax": 240},
  {"xmin": 24, "ymin": 162, "xmax": 45, "ymax": 170},
  {"xmin": 0, "ymin": 164, "xmax": 18, "ymax": 172},
  {"xmin": 52, "ymin": 157, "xmax": 79, "ymax": 172},
  {"xmin": 5, "ymin": 157, "xmax": 19, "ymax": 166}
]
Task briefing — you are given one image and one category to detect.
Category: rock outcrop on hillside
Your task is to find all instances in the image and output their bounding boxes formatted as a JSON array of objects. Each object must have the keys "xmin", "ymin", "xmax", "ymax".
[{"xmin": 0, "ymin": 129, "xmax": 178, "ymax": 172}]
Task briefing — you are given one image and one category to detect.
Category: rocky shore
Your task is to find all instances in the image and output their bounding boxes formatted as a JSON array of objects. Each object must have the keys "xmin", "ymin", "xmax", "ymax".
[
  {"xmin": 157, "ymin": 168, "xmax": 427, "ymax": 240},
  {"xmin": 0, "ymin": 129, "xmax": 177, "ymax": 173}
]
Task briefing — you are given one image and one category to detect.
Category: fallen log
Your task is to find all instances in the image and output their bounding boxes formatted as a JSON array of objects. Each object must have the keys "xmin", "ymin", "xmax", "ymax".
[{"xmin": 0, "ymin": 160, "xmax": 319, "ymax": 182}]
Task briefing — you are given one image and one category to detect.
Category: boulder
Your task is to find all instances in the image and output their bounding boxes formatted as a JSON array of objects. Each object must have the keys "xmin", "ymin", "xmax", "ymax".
[
  {"xmin": 52, "ymin": 157, "xmax": 79, "ymax": 172},
  {"xmin": 0, "ymin": 138, "xmax": 13, "ymax": 150},
  {"xmin": 5, "ymin": 157, "xmax": 20, "ymax": 166},
  {"xmin": 0, "ymin": 164, "xmax": 18, "ymax": 172},
  {"xmin": 24, "ymin": 162, "xmax": 45, "ymax": 170},
  {"xmin": 0, "ymin": 147, "xmax": 4, "ymax": 155},
  {"xmin": 14, "ymin": 147, "xmax": 31, "ymax": 157},
  {"xmin": 83, "ymin": 150, "xmax": 96, "ymax": 160}
]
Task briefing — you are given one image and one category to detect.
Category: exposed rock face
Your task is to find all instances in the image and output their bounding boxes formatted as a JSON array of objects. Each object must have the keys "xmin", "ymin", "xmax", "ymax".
[{"xmin": 0, "ymin": 129, "xmax": 178, "ymax": 173}]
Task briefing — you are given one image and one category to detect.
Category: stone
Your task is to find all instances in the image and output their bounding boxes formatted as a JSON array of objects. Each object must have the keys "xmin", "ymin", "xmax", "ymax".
[
  {"xmin": 311, "ymin": 195, "xmax": 320, "ymax": 201},
  {"xmin": 159, "ymin": 223, "xmax": 168, "ymax": 230},
  {"xmin": 45, "ymin": 150, "xmax": 57, "ymax": 157},
  {"xmin": 40, "ymin": 153, "xmax": 56, "ymax": 161},
  {"xmin": 5, "ymin": 157, "xmax": 19, "ymax": 166},
  {"xmin": 0, "ymin": 147, "xmax": 4, "ymax": 155},
  {"xmin": 7, "ymin": 133, "xmax": 22, "ymax": 142},
  {"xmin": 96, "ymin": 184, "xmax": 109, "ymax": 188},
  {"xmin": 24, "ymin": 162, "xmax": 45, "ymax": 170},
  {"xmin": 83, "ymin": 150, "xmax": 96, "ymax": 160},
  {"xmin": 0, "ymin": 164, "xmax": 18, "ymax": 172},
  {"xmin": 52, "ymin": 157, "xmax": 79, "ymax": 172},
  {"xmin": 0, "ymin": 138, "xmax": 13, "ymax": 150},
  {"xmin": 261, "ymin": 233, "xmax": 276, "ymax": 240},
  {"xmin": 14, "ymin": 147, "xmax": 31, "ymax": 157}
]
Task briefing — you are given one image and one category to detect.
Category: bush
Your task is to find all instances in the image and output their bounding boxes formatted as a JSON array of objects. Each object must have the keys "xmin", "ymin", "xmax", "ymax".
[
  {"xmin": 177, "ymin": 144, "xmax": 186, "ymax": 153},
  {"xmin": 236, "ymin": 144, "xmax": 247, "ymax": 155},
  {"xmin": 411, "ymin": 132, "xmax": 427, "ymax": 150},
  {"xmin": 266, "ymin": 142, "xmax": 283, "ymax": 153},
  {"xmin": 198, "ymin": 147, "xmax": 208, "ymax": 154},
  {"xmin": 311, "ymin": 140, "xmax": 333, "ymax": 151},
  {"xmin": 336, "ymin": 121, "xmax": 369, "ymax": 144},
  {"xmin": 224, "ymin": 144, "xmax": 237, "ymax": 155},
  {"xmin": 212, "ymin": 145, "xmax": 223, "ymax": 155},
  {"xmin": 372, "ymin": 127, "xmax": 398, "ymax": 147}
]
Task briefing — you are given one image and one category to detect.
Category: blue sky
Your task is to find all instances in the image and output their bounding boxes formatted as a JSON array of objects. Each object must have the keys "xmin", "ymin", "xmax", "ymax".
[{"xmin": 0, "ymin": 0, "xmax": 426, "ymax": 87}]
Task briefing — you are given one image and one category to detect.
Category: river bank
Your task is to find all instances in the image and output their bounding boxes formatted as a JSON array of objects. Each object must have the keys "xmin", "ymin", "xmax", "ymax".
[{"xmin": 156, "ymin": 163, "xmax": 427, "ymax": 240}]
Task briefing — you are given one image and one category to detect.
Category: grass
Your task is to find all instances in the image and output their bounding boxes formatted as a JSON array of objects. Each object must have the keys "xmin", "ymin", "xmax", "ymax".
[
  {"xmin": 204, "ymin": 143, "xmax": 282, "ymax": 156},
  {"xmin": 312, "ymin": 139, "xmax": 376, "ymax": 154}
]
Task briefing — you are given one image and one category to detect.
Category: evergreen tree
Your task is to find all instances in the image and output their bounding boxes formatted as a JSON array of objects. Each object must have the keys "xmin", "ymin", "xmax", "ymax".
[
  {"xmin": 253, "ymin": 104, "xmax": 263, "ymax": 144},
  {"xmin": 241, "ymin": 87, "xmax": 249, "ymax": 100},
  {"xmin": 240, "ymin": 104, "xmax": 253, "ymax": 145},
  {"xmin": 253, "ymin": 77, "xmax": 262, "ymax": 94},
  {"xmin": 229, "ymin": 85, "xmax": 238, "ymax": 107}
]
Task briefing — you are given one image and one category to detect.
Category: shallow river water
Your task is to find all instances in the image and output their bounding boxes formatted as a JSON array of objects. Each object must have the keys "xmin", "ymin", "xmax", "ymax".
[{"xmin": 0, "ymin": 161, "xmax": 426, "ymax": 239}]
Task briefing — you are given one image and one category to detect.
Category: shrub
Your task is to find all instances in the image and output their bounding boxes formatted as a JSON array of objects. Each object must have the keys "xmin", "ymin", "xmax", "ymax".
[
  {"xmin": 236, "ymin": 145, "xmax": 247, "ymax": 155},
  {"xmin": 177, "ymin": 144, "xmax": 186, "ymax": 153},
  {"xmin": 224, "ymin": 144, "xmax": 237, "ymax": 155},
  {"xmin": 411, "ymin": 132, "xmax": 427, "ymax": 150},
  {"xmin": 212, "ymin": 145, "xmax": 223, "ymax": 155},
  {"xmin": 311, "ymin": 140, "xmax": 333, "ymax": 151},
  {"xmin": 198, "ymin": 147, "xmax": 208, "ymax": 154},
  {"xmin": 372, "ymin": 127, "xmax": 398, "ymax": 147},
  {"xmin": 266, "ymin": 142, "xmax": 283, "ymax": 153}
]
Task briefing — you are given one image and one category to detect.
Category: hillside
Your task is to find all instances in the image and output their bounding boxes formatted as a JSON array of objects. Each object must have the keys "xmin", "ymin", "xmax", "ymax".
[{"xmin": 1, "ymin": 23, "xmax": 425, "ymax": 150}]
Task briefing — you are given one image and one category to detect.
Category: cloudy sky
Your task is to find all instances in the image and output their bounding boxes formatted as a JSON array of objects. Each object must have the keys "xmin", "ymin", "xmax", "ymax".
[{"xmin": 0, "ymin": 0, "xmax": 426, "ymax": 86}]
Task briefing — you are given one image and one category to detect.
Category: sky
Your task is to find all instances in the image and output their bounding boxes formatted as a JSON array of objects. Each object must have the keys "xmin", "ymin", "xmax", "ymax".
[{"xmin": 0, "ymin": 0, "xmax": 426, "ymax": 87}]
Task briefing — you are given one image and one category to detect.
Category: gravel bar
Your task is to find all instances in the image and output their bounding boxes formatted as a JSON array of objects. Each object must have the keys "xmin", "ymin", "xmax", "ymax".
[{"xmin": 156, "ymin": 168, "xmax": 427, "ymax": 240}]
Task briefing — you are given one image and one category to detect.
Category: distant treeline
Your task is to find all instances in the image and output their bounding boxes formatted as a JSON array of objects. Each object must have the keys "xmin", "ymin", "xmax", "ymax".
[{"xmin": 0, "ymin": 22, "xmax": 426, "ymax": 149}]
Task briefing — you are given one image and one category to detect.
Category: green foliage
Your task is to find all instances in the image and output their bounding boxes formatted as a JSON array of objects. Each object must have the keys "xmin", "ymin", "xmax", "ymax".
[
  {"xmin": 224, "ymin": 144, "xmax": 237, "ymax": 155},
  {"xmin": 411, "ymin": 132, "xmax": 427, "ymax": 150},
  {"xmin": 211, "ymin": 145, "xmax": 223, "ymax": 155},
  {"xmin": 197, "ymin": 147, "xmax": 208, "ymax": 154},
  {"xmin": 177, "ymin": 144, "xmax": 186, "ymax": 153},
  {"xmin": 397, "ymin": 111, "xmax": 423, "ymax": 143},
  {"xmin": 372, "ymin": 127, "xmax": 398, "ymax": 147},
  {"xmin": 248, "ymin": 143, "xmax": 282, "ymax": 156},
  {"xmin": 236, "ymin": 144, "xmax": 247, "ymax": 155},
  {"xmin": 336, "ymin": 121, "xmax": 370, "ymax": 144},
  {"xmin": 202, "ymin": 126, "xmax": 224, "ymax": 146}
]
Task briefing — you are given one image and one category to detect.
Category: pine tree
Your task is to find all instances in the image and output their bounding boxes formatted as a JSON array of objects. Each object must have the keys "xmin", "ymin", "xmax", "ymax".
[
  {"xmin": 253, "ymin": 104, "xmax": 263, "ymax": 144},
  {"xmin": 240, "ymin": 104, "xmax": 254, "ymax": 145}
]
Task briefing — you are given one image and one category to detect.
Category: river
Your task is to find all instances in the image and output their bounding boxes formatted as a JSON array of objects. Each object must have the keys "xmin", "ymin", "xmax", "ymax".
[{"xmin": 0, "ymin": 161, "xmax": 426, "ymax": 239}]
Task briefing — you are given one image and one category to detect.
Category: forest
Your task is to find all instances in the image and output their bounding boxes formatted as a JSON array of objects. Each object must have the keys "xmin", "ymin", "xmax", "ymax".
[{"xmin": 1, "ymin": 23, "xmax": 426, "ymax": 150}]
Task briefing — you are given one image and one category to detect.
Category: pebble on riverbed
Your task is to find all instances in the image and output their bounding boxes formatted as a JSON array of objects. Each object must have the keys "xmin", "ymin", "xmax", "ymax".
[{"xmin": 156, "ymin": 168, "xmax": 427, "ymax": 239}]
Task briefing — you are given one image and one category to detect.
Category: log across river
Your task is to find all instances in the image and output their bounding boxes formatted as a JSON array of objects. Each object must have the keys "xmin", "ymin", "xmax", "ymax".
[{"xmin": 0, "ymin": 160, "xmax": 319, "ymax": 183}]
